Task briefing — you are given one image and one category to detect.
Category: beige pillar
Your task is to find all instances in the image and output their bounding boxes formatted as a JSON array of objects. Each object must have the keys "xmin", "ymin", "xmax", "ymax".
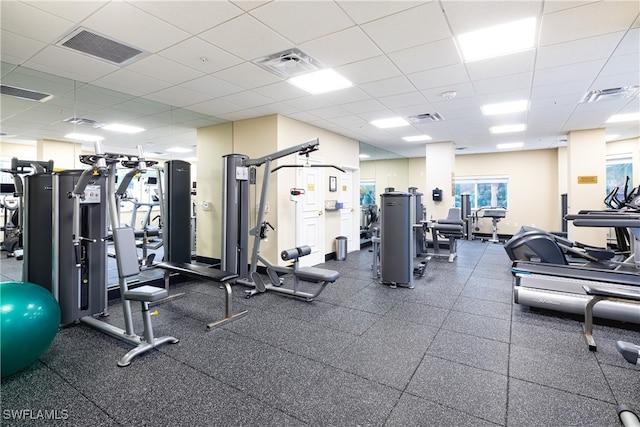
[
  {"xmin": 566, "ymin": 128, "xmax": 607, "ymax": 246},
  {"xmin": 195, "ymin": 123, "xmax": 234, "ymax": 260},
  {"xmin": 425, "ymin": 141, "xmax": 455, "ymax": 219}
]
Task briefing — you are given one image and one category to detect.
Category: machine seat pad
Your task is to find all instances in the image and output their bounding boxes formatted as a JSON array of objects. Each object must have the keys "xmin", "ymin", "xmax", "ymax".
[
  {"xmin": 294, "ymin": 267, "xmax": 340, "ymax": 283},
  {"xmin": 583, "ymin": 285, "xmax": 640, "ymax": 302},
  {"xmin": 124, "ymin": 285, "xmax": 168, "ymax": 302},
  {"xmin": 433, "ymin": 223, "xmax": 464, "ymax": 234},
  {"xmin": 157, "ymin": 262, "xmax": 238, "ymax": 283}
]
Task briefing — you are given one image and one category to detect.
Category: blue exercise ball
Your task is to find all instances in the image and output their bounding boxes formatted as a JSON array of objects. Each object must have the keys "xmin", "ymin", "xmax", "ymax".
[{"xmin": 1, "ymin": 281, "xmax": 60, "ymax": 377}]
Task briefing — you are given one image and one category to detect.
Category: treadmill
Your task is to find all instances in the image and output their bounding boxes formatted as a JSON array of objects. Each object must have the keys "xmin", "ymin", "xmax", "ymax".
[{"xmin": 505, "ymin": 211, "xmax": 640, "ymax": 323}]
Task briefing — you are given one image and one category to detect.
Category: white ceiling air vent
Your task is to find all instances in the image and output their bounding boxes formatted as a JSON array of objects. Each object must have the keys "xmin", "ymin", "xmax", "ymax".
[
  {"xmin": 1, "ymin": 85, "xmax": 52, "ymax": 102},
  {"xmin": 252, "ymin": 48, "xmax": 324, "ymax": 78},
  {"xmin": 57, "ymin": 27, "xmax": 148, "ymax": 66},
  {"xmin": 63, "ymin": 117, "xmax": 105, "ymax": 128},
  {"xmin": 580, "ymin": 86, "xmax": 639, "ymax": 103},
  {"xmin": 408, "ymin": 112, "xmax": 445, "ymax": 123}
]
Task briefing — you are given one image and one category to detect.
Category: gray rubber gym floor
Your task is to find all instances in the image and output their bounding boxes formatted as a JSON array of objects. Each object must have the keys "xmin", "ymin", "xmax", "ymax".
[{"xmin": 1, "ymin": 240, "xmax": 638, "ymax": 426}]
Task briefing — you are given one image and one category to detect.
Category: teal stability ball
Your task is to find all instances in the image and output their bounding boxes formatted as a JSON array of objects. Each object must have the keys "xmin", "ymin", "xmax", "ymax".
[{"xmin": 1, "ymin": 281, "xmax": 60, "ymax": 377}]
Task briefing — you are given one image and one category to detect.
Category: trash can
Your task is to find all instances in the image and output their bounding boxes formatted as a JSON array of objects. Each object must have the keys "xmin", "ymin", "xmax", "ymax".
[{"xmin": 336, "ymin": 236, "xmax": 347, "ymax": 261}]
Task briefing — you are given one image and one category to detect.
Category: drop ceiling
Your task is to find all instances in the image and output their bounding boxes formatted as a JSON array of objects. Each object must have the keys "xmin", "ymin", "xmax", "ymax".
[{"xmin": 1, "ymin": 0, "xmax": 638, "ymax": 159}]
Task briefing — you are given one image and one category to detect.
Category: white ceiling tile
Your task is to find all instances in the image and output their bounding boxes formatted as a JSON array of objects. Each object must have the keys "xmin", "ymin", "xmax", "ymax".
[
  {"xmin": 540, "ymin": 1, "xmax": 639, "ymax": 46},
  {"xmin": 92, "ymin": 68, "xmax": 170, "ymax": 97},
  {"xmin": 180, "ymin": 75, "xmax": 244, "ymax": 98},
  {"xmin": 22, "ymin": 0, "xmax": 108, "ymax": 22},
  {"xmin": 408, "ymin": 64, "xmax": 470, "ymax": 91},
  {"xmin": 0, "ymin": 30, "xmax": 46, "ymax": 65},
  {"xmin": 379, "ymin": 92, "xmax": 427, "ymax": 109},
  {"xmin": 430, "ymin": 96, "xmax": 479, "ymax": 113},
  {"xmin": 360, "ymin": 76, "xmax": 415, "ymax": 98},
  {"xmin": 360, "ymin": 2, "xmax": 451, "ymax": 52},
  {"xmin": 187, "ymin": 98, "xmax": 244, "ymax": 116},
  {"xmin": 218, "ymin": 91, "xmax": 274, "ymax": 109},
  {"xmin": 145, "ymin": 86, "xmax": 212, "ymax": 108},
  {"xmin": 531, "ymin": 79, "xmax": 591, "ymax": 101},
  {"xmin": 158, "ymin": 37, "xmax": 243, "ymax": 74},
  {"xmin": 307, "ymin": 106, "xmax": 351, "ymax": 120},
  {"xmin": 542, "ymin": 1, "xmax": 597, "ymax": 15},
  {"xmin": 473, "ymin": 73, "xmax": 532, "ymax": 96},
  {"xmin": 250, "ymin": 1, "xmax": 353, "ymax": 44},
  {"xmin": 0, "ymin": 1, "xmax": 74, "ymax": 43},
  {"xmin": 252, "ymin": 81, "xmax": 308, "ymax": 102},
  {"xmin": 284, "ymin": 96, "xmax": 333, "ymax": 111},
  {"xmin": 340, "ymin": 99, "xmax": 387, "ymax": 114},
  {"xmin": 466, "ymin": 51, "xmax": 535, "ymax": 81},
  {"xmin": 591, "ymin": 70, "xmax": 640, "ymax": 91},
  {"xmin": 301, "ymin": 27, "xmax": 382, "ymax": 67},
  {"xmin": 198, "ymin": 13, "xmax": 291, "ymax": 61},
  {"xmin": 388, "ymin": 38, "xmax": 461, "ymax": 75},
  {"xmin": 533, "ymin": 60, "xmax": 606, "ymax": 87},
  {"xmin": 127, "ymin": 55, "xmax": 203, "ymax": 85},
  {"xmin": 536, "ymin": 32, "xmax": 624, "ymax": 70},
  {"xmin": 318, "ymin": 87, "xmax": 371, "ymax": 105},
  {"xmin": 421, "ymin": 82, "xmax": 476, "ymax": 104},
  {"xmin": 336, "ymin": 1, "xmax": 422, "ymax": 25},
  {"xmin": 25, "ymin": 45, "xmax": 119, "ymax": 82},
  {"xmin": 129, "ymin": 1, "xmax": 244, "ymax": 35},
  {"xmin": 614, "ymin": 28, "xmax": 640, "ymax": 56},
  {"xmin": 443, "ymin": 1, "xmax": 542, "ymax": 34},
  {"xmin": 213, "ymin": 62, "xmax": 281, "ymax": 90},
  {"xmin": 230, "ymin": 1, "xmax": 270, "ymax": 12},
  {"xmin": 335, "ymin": 55, "xmax": 402, "ymax": 86},
  {"xmin": 81, "ymin": 2, "xmax": 191, "ymax": 53}
]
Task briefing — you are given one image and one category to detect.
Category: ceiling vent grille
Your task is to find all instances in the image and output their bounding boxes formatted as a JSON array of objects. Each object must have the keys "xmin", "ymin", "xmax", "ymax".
[
  {"xmin": 408, "ymin": 112, "xmax": 445, "ymax": 123},
  {"xmin": 580, "ymin": 86, "xmax": 639, "ymax": 103},
  {"xmin": 252, "ymin": 48, "xmax": 324, "ymax": 78},
  {"xmin": 1, "ymin": 84, "xmax": 52, "ymax": 102},
  {"xmin": 63, "ymin": 117, "xmax": 105, "ymax": 128},
  {"xmin": 57, "ymin": 27, "xmax": 148, "ymax": 66}
]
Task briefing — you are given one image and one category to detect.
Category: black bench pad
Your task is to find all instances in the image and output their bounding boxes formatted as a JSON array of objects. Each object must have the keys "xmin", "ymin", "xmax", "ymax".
[
  {"xmin": 294, "ymin": 267, "xmax": 340, "ymax": 283},
  {"xmin": 157, "ymin": 262, "xmax": 238, "ymax": 283}
]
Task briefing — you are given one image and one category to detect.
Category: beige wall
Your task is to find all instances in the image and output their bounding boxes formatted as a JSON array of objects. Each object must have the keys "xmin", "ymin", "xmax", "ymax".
[
  {"xmin": 195, "ymin": 114, "xmax": 360, "ymax": 264},
  {"xmin": 456, "ymin": 149, "xmax": 560, "ymax": 235},
  {"xmin": 195, "ymin": 122, "xmax": 233, "ymax": 259}
]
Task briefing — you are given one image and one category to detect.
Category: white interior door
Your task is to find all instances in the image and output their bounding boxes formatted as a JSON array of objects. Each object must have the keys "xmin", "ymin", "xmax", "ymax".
[
  {"xmin": 296, "ymin": 160, "xmax": 325, "ymax": 267},
  {"xmin": 339, "ymin": 170, "xmax": 357, "ymax": 252}
]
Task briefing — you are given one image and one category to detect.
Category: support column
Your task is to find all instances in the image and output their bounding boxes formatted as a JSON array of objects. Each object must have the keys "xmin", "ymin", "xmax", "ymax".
[
  {"xmin": 567, "ymin": 128, "xmax": 607, "ymax": 246},
  {"xmin": 425, "ymin": 141, "xmax": 455, "ymax": 220}
]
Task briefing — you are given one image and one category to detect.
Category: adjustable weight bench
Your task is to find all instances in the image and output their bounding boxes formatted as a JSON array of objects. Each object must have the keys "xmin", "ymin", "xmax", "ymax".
[
  {"xmin": 246, "ymin": 245, "xmax": 340, "ymax": 302},
  {"xmin": 582, "ymin": 285, "xmax": 640, "ymax": 356},
  {"xmin": 156, "ymin": 262, "xmax": 247, "ymax": 329}
]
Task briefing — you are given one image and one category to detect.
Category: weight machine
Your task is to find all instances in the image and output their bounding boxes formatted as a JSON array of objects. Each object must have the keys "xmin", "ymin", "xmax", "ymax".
[{"xmin": 221, "ymin": 138, "xmax": 341, "ymax": 301}]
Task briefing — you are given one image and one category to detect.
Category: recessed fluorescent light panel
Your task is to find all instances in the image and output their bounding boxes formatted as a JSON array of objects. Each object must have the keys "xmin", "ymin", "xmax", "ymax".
[
  {"xmin": 481, "ymin": 100, "xmax": 528, "ymax": 116},
  {"xmin": 490, "ymin": 124, "xmax": 526, "ymax": 134},
  {"xmin": 288, "ymin": 69, "xmax": 353, "ymax": 95},
  {"xmin": 65, "ymin": 133, "xmax": 104, "ymax": 142},
  {"xmin": 496, "ymin": 142, "xmax": 524, "ymax": 150},
  {"xmin": 359, "ymin": 154, "xmax": 370, "ymax": 159},
  {"xmin": 370, "ymin": 117, "xmax": 410, "ymax": 129},
  {"xmin": 402, "ymin": 135, "xmax": 432, "ymax": 142},
  {"xmin": 457, "ymin": 17, "xmax": 536, "ymax": 62},
  {"xmin": 102, "ymin": 123, "xmax": 145, "ymax": 134},
  {"xmin": 165, "ymin": 147, "xmax": 192, "ymax": 153},
  {"xmin": 606, "ymin": 112, "xmax": 640, "ymax": 123}
]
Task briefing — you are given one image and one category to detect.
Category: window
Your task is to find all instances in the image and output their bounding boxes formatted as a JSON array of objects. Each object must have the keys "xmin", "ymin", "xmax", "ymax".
[
  {"xmin": 454, "ymin": 176, "xmax": 508, "ymax": 209},
  {"xmin": 606, "ymin": 155, "xmax": 633, "ymax": 205}
]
